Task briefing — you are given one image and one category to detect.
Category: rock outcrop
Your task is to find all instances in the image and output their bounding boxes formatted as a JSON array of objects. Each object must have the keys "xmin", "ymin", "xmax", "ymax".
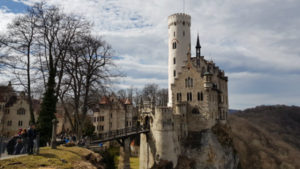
[{"xmin": 151, "ymin": 123, "xmax": 240, "ymax": 169}]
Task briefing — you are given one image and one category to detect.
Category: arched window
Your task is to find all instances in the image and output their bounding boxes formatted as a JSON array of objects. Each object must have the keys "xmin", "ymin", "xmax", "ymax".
[{"xmin": 17, "ymin": 108, "xmax": 25, "ymax": 115}]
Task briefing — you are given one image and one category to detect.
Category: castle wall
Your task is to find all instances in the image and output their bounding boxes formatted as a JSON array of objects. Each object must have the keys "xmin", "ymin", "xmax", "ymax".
[
  {"xmin": 152, "ymin": 107, "xmax": 180, "ymax": 166},
  {"xmin": 139, "ymin": 133, "xmax": 154, "ymax": 169}
]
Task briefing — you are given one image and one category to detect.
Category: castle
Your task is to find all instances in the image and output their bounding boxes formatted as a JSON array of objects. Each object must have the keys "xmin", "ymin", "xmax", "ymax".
[{"xmin": 139, "ymin": 13, "xmax": 229, "ymax": 169}]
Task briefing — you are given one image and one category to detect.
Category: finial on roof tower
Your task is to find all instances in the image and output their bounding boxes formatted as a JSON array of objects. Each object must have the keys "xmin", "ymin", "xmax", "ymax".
[{"xmin": 196, "ymin": 34, "xmax": 201, "ymax": 57}]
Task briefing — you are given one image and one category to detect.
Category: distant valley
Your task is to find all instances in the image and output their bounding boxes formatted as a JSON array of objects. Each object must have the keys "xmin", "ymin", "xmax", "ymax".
[{"xmin": 229, "ymin": 105, "xmax": 300, "ymax": 169}]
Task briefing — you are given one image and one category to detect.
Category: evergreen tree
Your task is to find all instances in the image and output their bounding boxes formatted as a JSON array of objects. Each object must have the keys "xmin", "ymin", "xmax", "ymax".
[{"xmin": 37, "ymin": 57, "xmax": 57, "ymax": 146}]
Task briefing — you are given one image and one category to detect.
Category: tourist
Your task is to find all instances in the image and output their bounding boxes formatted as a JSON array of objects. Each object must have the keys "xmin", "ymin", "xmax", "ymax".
[
  {"xmin": 21, "ymin": 129, "xmax": 28, "ymax": 154},
  {"xmin": 6, "ymin": 136, "xmax": 17, "ymax": 155},
  {"xmin": 27, "ymin": 124, "xmax": 36, "ymax": 155},
  {"xmin": 14, "ymin": 137, "xmax": 23, "ymax": 154}
]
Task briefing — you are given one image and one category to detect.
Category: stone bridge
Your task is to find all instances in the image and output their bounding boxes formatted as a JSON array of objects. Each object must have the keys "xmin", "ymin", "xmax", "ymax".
[{"xmin": 88, "ymin": 125, "xmax": 150, "ymax": 169}]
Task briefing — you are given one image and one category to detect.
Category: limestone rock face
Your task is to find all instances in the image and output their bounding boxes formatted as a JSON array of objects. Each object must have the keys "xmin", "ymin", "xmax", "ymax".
[
  {"xmin": 151, "ymin": 124, "xmax": 240, "ymax": 169},
  {"xmin": 178, "ymin": 129, "xmax": 239, "ymax": 169}
]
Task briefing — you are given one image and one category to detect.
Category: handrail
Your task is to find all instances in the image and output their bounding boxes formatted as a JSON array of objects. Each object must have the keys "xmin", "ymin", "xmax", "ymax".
[{"xmin": 90, "ymin": 125, "xmax": 149, "ymax": 144}]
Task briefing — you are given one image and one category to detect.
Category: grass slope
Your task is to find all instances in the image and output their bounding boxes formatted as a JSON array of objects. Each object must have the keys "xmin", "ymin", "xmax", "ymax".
[{"xmin": 0, "ymin": 146, "xmax": 96, "ymax": 169}]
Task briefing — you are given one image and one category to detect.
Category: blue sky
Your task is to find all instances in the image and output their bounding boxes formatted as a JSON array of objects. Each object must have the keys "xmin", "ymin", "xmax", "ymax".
[{"xmin": 0, "ymin": 0, "xmax": 300, "ymax": 109}]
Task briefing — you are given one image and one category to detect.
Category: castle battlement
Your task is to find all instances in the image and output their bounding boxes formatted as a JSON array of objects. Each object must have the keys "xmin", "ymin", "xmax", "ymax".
[{"xmin": 168, "ymin": 13, "xmax": 191, "ymax": 27}]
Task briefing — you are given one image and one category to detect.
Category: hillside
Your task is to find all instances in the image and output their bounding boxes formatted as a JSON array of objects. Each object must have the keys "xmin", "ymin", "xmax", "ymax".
[
  {"xmin": 228, "ymin": 105, "xmax": 300, "ymax": 169},
  {"xmin": 0, "ymin": 146, "xmax": 105, "ymax": 169}
]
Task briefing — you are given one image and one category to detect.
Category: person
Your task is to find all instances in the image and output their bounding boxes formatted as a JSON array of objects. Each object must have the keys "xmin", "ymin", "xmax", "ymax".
[
  {"xmin": 17, "ymin": 128, "xmax": 22, "ymax": 136},
  {"xmin": 21, "ymin": 129, "xmax": 28, "ymax": 154},
  {"xmin": 27, "ymin": 124, "xmax": 36, "ymax": 155},
  {"xmin": 72, "ymin": 135, "xmax": 76, "ymax": 143},
  {"xmin": 14, "ymin": 137, "xmax": 23, "ymax": 155},
  {"xmin": 6, "ymin": 136, "xmax": 17, "ymax": 155}
]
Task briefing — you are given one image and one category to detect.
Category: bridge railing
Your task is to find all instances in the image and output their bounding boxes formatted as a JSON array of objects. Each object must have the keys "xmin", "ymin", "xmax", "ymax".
[{"xmin": 91, "ymin": 125, "xmax": 149, "ymax": 142}]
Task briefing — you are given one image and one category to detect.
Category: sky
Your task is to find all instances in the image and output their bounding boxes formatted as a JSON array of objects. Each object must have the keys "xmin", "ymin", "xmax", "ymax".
[{"xmin": 0, "ymin": 0, "xmax": 300, "ymax": 109}]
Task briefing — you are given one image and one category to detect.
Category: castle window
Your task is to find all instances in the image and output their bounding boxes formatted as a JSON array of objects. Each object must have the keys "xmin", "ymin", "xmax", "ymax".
[
  {"xmin": 187, "ymin": 92, "xmax": 192, "ymax": 101},
  {"xmin": 177, "ymin": 93, "xmax": 182, "ymax": 102},
  {"xmin": 173, "ymin": 57, "xmax": 176, "ymax": 64},
  {"xmin": 7, "ymin": 120, "xmax": 12, "ymax": 126},
  {"xmin": 17, "ymin": 108, "xmax": 25, "ymax": 115},
  {"xmin": 183, "ymin": 31, "xmax": 185, "ymax": 36},
  {"xmin": 197, "ymin": 92, "xmax": 200, "ymax": 101},
  {"xmin": 185, "ymin": 79, "xmax": 187, "ymax": 88},
  {"xmin": 172, "ymin": 42, "xmax": 177, "ymax": 49},
  {"xmin": 183, "ymin": 21, "xmax": 185, "ymax": 25},
  {"xmin": 18, "ymin": 120, "xmax": 23, "ymax": 126},
  {"xmin": 186, "ymin": 77, "xmax": 193, "ymax": 88},
  {"xmin": 94, "ymin": 117, "xmax": 96, "ymax": 122},
  {"xmin": 174, "ymin": 70, "xmax": 176, "ymax": 77}
]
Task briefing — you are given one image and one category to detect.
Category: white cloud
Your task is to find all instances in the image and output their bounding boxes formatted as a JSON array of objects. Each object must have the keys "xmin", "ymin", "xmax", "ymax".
[{"xmin": 1, "ymin": 0, "xmax": 300, "ymax": 109}]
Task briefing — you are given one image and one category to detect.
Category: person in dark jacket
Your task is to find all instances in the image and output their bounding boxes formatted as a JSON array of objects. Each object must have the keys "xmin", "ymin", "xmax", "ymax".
[
  {"xmin": 21, "ymin": 129, "xmax": 28, "ymax": 154},
  {"xmin": 6, "ymin": 136, "xmax": 17, "ymax": 155},
  {"xmin": 14, "ymin": 137, "xmax": 23, "ymax": 155},
  {"xmin": 27, "ymin": 124, "xmax": 36, "ymax": 155}
]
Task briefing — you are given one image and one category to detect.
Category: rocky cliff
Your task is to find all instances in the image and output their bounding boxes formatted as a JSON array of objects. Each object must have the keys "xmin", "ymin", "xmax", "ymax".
[{"xmin": 151, "ymin": 123, "xmax": 240, "ymax": 169}]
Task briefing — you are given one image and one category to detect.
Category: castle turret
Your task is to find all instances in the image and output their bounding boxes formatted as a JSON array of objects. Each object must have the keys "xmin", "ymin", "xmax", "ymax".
[{"xmin": 168, "ymin": 13, "xmax": 191, "ymax": 107}]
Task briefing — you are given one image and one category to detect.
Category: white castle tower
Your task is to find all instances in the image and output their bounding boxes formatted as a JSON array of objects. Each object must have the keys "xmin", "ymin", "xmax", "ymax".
[{"xmin": 168, "ymin": 13, "xmax": 191, "ymax": 107}]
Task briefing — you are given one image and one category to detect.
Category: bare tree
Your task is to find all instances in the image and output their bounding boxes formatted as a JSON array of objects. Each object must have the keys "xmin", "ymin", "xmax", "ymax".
[
  {"xmin": 29, "ymin": 3, "xmax": 90, "ymax": 145},
  {"xmin": 62, "ymin": 34, "xmax": 114, "ymax": 137},
  {"xmin": 0, "ymin": 9, "xmax": 38, "ymax": 124}
]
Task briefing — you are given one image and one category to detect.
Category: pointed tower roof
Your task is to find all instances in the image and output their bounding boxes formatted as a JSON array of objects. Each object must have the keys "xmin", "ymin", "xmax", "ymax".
[
  {"xmin": 196, "ymin": 34, "xmax": 201, "ymax": 57},
  {"xmin": 196, "ymin": 34, "xmax": 201, "ymax": 49}
]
